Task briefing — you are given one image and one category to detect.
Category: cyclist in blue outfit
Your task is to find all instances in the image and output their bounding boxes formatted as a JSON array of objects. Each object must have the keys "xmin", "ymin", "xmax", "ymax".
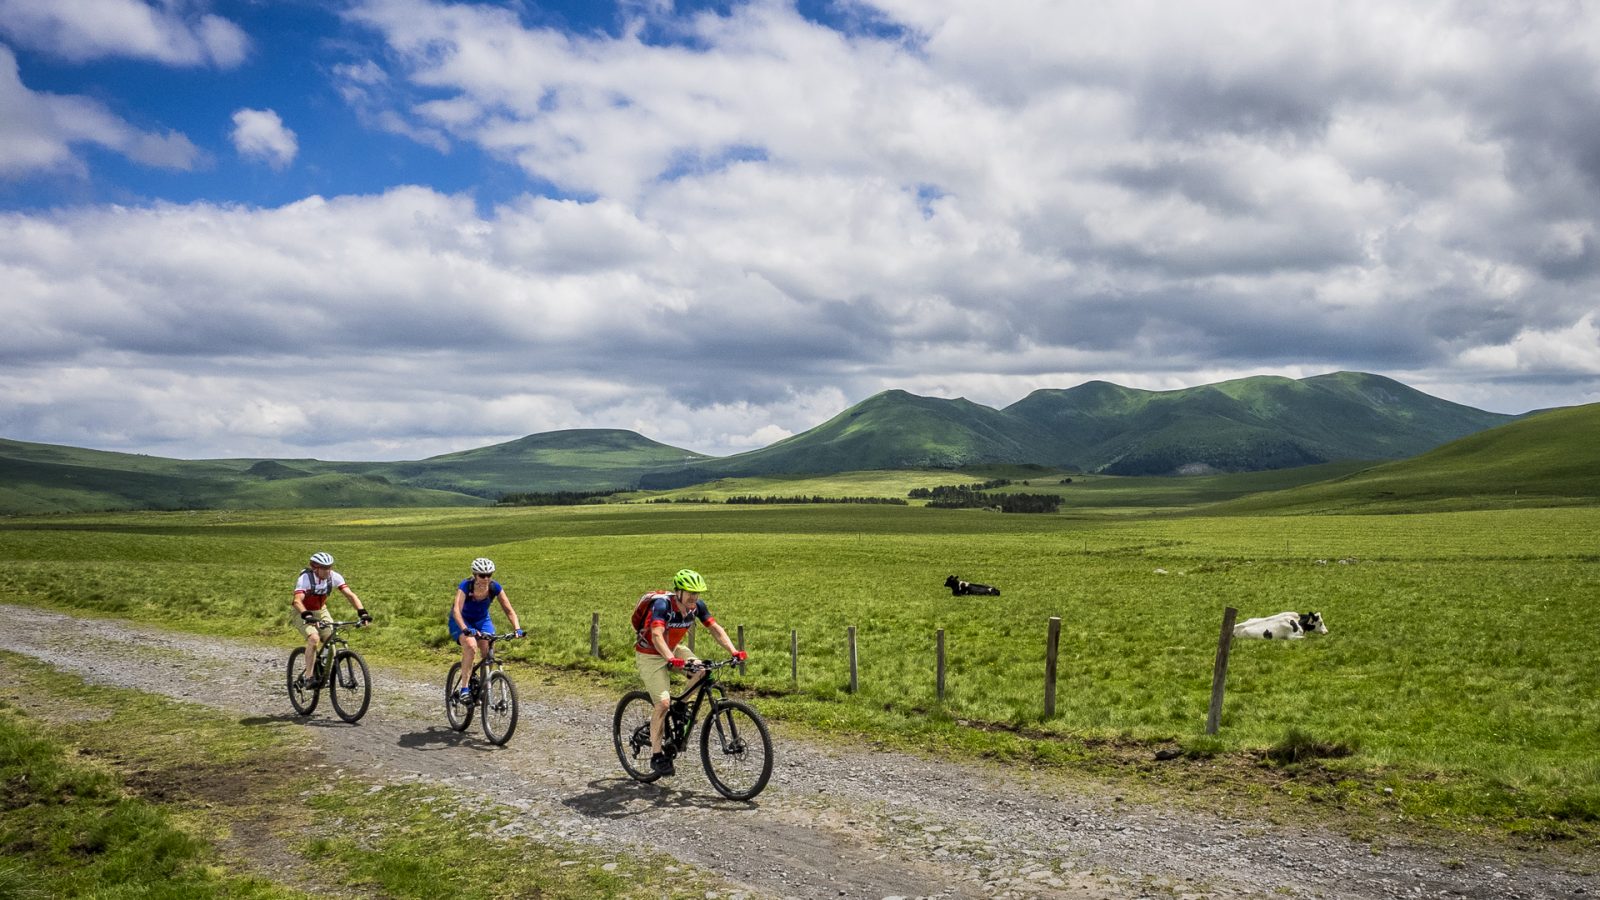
[{"xmin": 449, "ymin": 557, "xmax": 524, "ymax": 702}]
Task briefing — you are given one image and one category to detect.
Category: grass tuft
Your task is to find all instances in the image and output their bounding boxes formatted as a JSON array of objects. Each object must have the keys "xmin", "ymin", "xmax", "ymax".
[{"xmin": 1265, "ymin": 728, "xmax": 1360, "ymax": 765}]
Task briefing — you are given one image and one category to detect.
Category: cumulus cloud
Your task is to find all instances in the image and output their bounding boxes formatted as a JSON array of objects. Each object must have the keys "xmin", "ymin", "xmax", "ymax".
[
  {"xmin": 4, "ymin": 1, "xmax": 1600, "ymax": 458},
  {"xmin": 0, "ymin": 0, "xmax": 248, "ymax": 66},
  {"xmin": 229, "ymin": 108, "xmax": 298, "ymax": 169},
  {"xmin": 0, "ymin": 44, "xmax": 200, "ymax": 176}
]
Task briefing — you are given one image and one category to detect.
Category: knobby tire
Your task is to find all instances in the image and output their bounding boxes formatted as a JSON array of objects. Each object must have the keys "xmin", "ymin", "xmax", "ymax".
[
  {"xmin": 613, "ymin": 690, "xmax": 663, "ymax": 783},
  {"xmin": 480, "ymin": 671, "xmax": 518, "ymax": 746},
  {"xmin": 329, "ymin": 649, "xmax": 371, "ymax": 724},
  {"xmin": 700, "ymin": 698, "xmax": 773, "ymax": 801},
  {"xmin": 286, "ymin": 647, "xmax": 319, "ymax": 716},
  {"xmin": 445, "ymin": 662, "xmax": 474, "ymax": 731}
]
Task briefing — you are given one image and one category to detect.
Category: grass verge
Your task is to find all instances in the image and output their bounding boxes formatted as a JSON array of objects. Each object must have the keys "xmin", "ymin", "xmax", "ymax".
[{"xmin": 0, "ymin": 651, "xmax": 717, "ymax": 899}]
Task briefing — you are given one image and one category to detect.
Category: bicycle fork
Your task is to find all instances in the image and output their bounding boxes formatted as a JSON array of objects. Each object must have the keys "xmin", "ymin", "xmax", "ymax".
[{"xmin": 707, "ymin": 704, "xmax": 747, "ymax": 756}]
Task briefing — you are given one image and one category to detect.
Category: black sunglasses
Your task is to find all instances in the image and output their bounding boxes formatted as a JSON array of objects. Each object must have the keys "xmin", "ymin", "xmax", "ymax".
[{"xmin": 475, "ymin": 572, "xmax": 493, "ymax": 578}]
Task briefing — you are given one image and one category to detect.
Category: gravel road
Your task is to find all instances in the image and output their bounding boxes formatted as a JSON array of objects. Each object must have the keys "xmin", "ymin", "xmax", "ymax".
[{"xmin": 0, "ymin": 603, "xmax": 1591, "ymax": 900}]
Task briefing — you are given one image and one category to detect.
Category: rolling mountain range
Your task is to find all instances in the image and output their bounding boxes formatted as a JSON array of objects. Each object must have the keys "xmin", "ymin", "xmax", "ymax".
[
  {"xmin": 0, "ymin": 372, "xmax": 1526, "ymax": 512},
  {"xmin": 638, "ymin": 371, "xmax": 1515, "ymax": 486}
]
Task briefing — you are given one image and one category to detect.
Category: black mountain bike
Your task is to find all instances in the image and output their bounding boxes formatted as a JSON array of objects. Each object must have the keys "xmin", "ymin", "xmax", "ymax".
[
  {"xmin": 286, "ymin": 620, "xmax": 371, "ymax": 723},
  {"xmin": 613, "ymin": 658, "xmax": 773, "ymax": 800},
  {"xmin": 444, "ymin": 633, "xmax": 520, "ymax": 746}
]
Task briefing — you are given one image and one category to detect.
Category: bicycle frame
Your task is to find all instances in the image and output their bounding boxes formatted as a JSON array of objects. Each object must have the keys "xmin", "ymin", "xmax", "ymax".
[
  {"xmin": 315, "ymin": 622, "xmax": 354, "ymax": 670},
  {"xmin": 460, "ymin": 633, "xmax": 512, "ymax": 699},
  {"xmin": 309, "ymin": 620, "xmax": 362, "ymax": 678},
  {"xmin": 662, "ymin": 660, "xmax": 735, "ymax": 753}
]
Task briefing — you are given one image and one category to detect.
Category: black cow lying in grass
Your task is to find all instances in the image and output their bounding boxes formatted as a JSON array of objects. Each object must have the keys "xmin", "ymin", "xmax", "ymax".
[{"xmin": 945, "ymin": 575, "xmax": 1000, "ymax": 596}]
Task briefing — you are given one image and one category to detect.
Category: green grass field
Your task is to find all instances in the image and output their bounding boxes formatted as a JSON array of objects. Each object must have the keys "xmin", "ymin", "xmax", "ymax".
[{"xmin": 2, "ymin": 500, "xmax": 1596, "ymax": 842}]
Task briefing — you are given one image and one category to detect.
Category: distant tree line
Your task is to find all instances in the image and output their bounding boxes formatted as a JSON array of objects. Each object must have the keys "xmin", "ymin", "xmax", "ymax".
[
  {"xmin": 724, "ymin": 495, "xmax": 907, "ymax": 505},
  {"xmin": 909, "ymin": 479, "xmax": 1061, "ymax": 513},
  {"xmin": 496, "ymin": 489, "xmax": 621, "ymax": 506},
  {"xmin": 906, "ymin": 478, "xmax": 1012, "ymax": 499},
  {"xmin": 925, "ymin": 492, "xmax": 1061, "ymax": 513},
  {"xmin": 644, "ymin": 495, "xmax": 906, "ymax": 505}
]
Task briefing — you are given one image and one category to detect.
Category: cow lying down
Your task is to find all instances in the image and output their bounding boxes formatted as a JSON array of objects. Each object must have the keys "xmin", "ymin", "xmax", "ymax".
[
  {"xmin": 945, "ymin": 575, "xmax": 1000, "ymax": 596},
  {"xmin": 1233, "ymin": 611, "xmax": 1327, "ymax": 640}
]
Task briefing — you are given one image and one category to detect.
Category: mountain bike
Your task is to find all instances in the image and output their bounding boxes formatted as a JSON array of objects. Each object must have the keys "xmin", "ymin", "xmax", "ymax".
[
  {"xmin": 613, "ymin": 658, "xmax": 773, "ymax": 800},
  {"xmin": 286, "ymin": 620, "xmax": 371, "ymax": 723},
  {"xmin": 444, "ymin": 632, "xmax": 520, "ymax": 746}
]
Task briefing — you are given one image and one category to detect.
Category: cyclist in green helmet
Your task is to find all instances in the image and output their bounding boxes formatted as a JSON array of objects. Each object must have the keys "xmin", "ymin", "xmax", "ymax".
[{"xmin": 633, "ymin": 568, "xmax": 744, "ymax": 776}]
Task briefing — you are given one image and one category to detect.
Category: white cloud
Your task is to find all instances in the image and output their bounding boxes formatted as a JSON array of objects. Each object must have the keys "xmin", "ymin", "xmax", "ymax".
[
  {"xmin": 0, "ymin": 0, "xmax": 248, "ymax": 67},
  {"xmin": 230, "ymin": 108, "xmax": 297, "ymax": 170},
  {"xmin": 0, "ymin": 44, "xmax": 200, "ymax": 176},
  {"xmin": 1457, "ymin": 314, "xmax": 1600, "ymax": 375},
  {"xmin": 5, "ymin": 1, "xmax": 1600, "ymax": 458}
]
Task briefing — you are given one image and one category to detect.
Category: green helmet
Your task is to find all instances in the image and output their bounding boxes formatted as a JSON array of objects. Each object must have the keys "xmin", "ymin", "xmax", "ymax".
[{"xmin": 672, "ymin": 568, "xmax": 708, "ymax": 593}]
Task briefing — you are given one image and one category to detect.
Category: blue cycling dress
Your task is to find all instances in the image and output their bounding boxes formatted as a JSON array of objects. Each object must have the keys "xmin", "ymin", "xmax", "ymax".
[{"xmin": 448, "ymin": 578, "xmax": 500, "ymax": 640}]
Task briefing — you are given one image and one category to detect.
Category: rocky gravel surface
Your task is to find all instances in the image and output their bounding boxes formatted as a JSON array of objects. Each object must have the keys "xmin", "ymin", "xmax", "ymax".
[{"xmin": 0, "ymin": 603, "xmax": 1592, "ymax": 899}]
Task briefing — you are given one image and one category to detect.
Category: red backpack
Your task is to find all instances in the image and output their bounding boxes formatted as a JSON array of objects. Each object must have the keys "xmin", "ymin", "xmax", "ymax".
[{"xmin": 631, "ymin": 592, "xmax": 666, "ymax": 634}]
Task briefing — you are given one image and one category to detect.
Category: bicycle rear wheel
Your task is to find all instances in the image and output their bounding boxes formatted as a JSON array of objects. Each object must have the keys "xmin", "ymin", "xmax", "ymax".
[
  {"xmin": 700, "ymin": 699, "xmax": 773, "ymax": 801},
  {"xmin": 445, "ymin": 662, "xmax": 474, "ymax": 731},
  {"xmin": 329, "ymin": 649, "xmax": 371, "ymax": 723},
  {"xmin": 287, "ymin": 648, "xmax": 319, "ymax": 715},
  {"xmin": 612, "ymin": 691, "xmax": 662, "ymax": 783},
  {"xmin": 479, "ymin": 671, "xmax": 518, "ymax": 746}
]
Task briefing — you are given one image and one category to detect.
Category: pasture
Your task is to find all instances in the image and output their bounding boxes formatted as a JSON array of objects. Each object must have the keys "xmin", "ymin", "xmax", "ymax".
[{"xmin": 1, "ymin": 502, "xmax": 1595, "ymax": 838}]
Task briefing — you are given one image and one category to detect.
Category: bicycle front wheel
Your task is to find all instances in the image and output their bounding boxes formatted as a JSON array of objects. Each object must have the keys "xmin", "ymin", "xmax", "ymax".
[
  {"xmin": 445, "ymin": 662, "xmax": 474, "ymax": 731},
  {"xmin": 700, "ymin": 699, "xmax": 773, "ymax": 801},
  {"xmin": 479, "ymin": 671, "xmax": 518, "ymax": 746},
  {"xmin": 329, "ymin": 649, "xmax": 372, "ymax": 724},
  {"xmin": 612, "ymin": 691, "xmax": 662, "ymax": 783},
  {"xmin": 287, "ymin": 648, "xmax": 319, "ymax": 716}
]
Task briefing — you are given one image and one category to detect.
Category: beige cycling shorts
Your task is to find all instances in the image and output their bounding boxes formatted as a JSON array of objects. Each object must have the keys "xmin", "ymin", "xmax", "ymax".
[
  {"xmin": 294, "ymin": 606, "xmax": 334, "ymax": 638},
  {"xmin": 636, "ymin": 646, "xmax": 698, "ymax": 703}
]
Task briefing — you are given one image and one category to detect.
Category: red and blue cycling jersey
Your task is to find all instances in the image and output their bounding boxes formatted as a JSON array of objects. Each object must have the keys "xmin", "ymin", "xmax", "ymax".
[{"xmin": 634, "ymin": 591, "xmax": 715, "ymax": 654}]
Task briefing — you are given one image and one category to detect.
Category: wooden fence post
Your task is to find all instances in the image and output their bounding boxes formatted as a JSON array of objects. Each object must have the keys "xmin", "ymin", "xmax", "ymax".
[
  {"xmin": 936, "ymin": 628, "xmax": 946, "ymax": 703},
  {"xmin": 847, "ymin": 625, "xmax": 858, "ymax": 694},
  {"xmin": 790, "ymin": 629, "xmax": 798, "ymax": 685},
  {"xmin": 590, "ymin": 612, "xmax": 599, "ymax": 658},
  {"xmin": 1207, "ymin": 607, "xmax": 1238, "ymax": 735},
  {"xmin": 1044, "ymin": 617, "xmax": 1061, "ymax": 718},
  {"xmin": 736, "ymin": 624, "xmax": 746, "ymax": 675}
]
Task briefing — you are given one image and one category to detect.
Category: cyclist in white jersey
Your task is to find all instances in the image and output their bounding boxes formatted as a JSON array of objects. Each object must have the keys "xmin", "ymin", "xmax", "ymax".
[{"xmin": 292, "ymin": 551, "xmax": 370, "ymax": 687}]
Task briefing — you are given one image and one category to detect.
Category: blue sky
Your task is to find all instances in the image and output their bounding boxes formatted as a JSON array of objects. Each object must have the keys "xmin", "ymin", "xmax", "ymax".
[{"xmin": 3, "ymin": 0, "xmax": 1599, "ymax": 461}]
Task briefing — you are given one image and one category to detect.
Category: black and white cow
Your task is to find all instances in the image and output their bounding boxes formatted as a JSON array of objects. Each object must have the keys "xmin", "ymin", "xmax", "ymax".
[
  {"xmin": 1233, "ymin": 611, "xmax": 1327, "ymax": 640},
  {"xmin": 945, "ymin": 575, "xmax": 1001, "ymax": 597}
]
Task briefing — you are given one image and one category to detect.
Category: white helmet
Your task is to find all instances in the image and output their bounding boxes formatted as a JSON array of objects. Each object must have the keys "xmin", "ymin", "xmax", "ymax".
[
  {"xmin": 471, "ymin": 557, "xmax": 495, "ymax": 575},
  {"xmin": 309, "ymin": 551, "xmax": 334, "ymax": 567}
]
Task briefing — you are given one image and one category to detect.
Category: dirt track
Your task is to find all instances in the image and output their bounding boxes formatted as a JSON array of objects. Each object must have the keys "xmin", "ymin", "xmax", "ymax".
[{"xmin": 0, "ymin": 603, "xmax": 1591, "ymax": 899}]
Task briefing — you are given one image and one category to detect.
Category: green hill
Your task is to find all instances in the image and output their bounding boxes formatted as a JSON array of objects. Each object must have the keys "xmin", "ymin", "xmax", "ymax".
[
  {"xmin": 0, "ymin": 438, "xmax": 483, "ymax": 514},
  {"xmin": 340, "ymin": 428, "xmax": 710, "ymax": 496},
  {"xmin": 0, "ymin": 373, "xmax": 1540, "ymax": 513},
  {"xmin": 0, "ymin": 429, "xmax": 703, "ymax": 514},
  {"xmin": 1208, "ymin": 403, "xmax": 1600, "ymax": 514},
  {"xmin": 646, "ymin": 372, "xmax": 1515, "ymax": 483},
  {"xmin": 1007, "ymin": 372, "xmax": 1514, "ymax": 475},
  {"xmin": 638, "ymin": 391, "xmax": 1058, "ymax": 487}
]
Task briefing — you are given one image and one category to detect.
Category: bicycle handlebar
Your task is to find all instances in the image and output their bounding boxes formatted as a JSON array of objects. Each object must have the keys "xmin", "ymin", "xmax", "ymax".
[{"xmin": 683, "ymin": 657, "xmax": 741, "ymax": 673}]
